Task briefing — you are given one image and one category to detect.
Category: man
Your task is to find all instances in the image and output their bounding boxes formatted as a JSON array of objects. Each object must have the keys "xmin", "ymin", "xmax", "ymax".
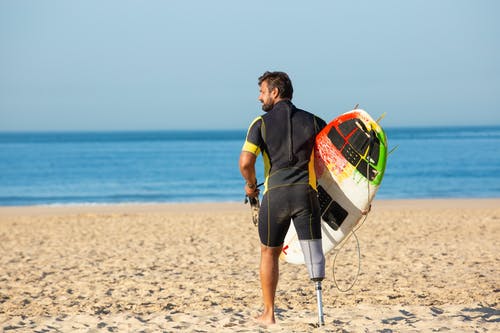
[{"xmin": 239, "ymin": 71, "xmax": 327, "ymax": 325}]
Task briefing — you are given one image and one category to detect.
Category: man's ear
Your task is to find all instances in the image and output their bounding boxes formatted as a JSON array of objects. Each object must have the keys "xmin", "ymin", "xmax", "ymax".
[{"xmin": 271, "ymin": 87, "xmax": 280, "ymax": 99}]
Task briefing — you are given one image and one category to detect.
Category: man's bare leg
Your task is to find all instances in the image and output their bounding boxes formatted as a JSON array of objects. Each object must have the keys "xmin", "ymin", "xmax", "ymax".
[{"xmin": 256, "ymin": 245, "xmax": 282, "ymax": 325}]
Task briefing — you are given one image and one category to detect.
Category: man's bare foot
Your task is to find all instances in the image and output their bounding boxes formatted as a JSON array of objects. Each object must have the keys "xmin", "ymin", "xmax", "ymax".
[{"xmin": 255, "ymin": 313, "xmax": 275, "ymax": 326}]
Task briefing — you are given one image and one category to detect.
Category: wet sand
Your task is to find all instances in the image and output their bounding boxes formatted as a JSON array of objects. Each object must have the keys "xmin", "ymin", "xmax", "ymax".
[{"xmin": 0, "ymin": 199, "xmax": 499, "ymax": 332}]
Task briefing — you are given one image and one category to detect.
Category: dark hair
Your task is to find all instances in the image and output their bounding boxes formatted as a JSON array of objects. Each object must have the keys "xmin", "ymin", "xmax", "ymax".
[{"xmin": 258, "ymin": 71, "xmax": 293, "ymax": 99}]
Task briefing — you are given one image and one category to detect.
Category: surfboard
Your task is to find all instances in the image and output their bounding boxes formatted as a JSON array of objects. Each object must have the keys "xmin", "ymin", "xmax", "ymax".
[{"xmin": 281, "ymin": 108, "xmax": 388, "ymax": 264}]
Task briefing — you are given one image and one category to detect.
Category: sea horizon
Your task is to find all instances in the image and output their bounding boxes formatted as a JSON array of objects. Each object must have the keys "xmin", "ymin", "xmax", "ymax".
[{"xmin": 2, "ymin": 123, "xmax": 500, "ymax": 133}]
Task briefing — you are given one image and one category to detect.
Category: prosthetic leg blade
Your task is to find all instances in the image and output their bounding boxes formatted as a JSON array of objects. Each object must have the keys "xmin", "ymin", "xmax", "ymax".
[
  {"xmin": 299, "ymin": 239, "xmax": 326, "ymax": 326},
  {"xmin": 315, "ymin": 280, "xmax": 325, "ymax": 326}
]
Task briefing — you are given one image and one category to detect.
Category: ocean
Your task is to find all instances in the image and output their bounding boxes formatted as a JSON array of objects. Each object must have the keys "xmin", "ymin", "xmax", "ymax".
[{"xmin": 1, "ymin": 126, "xmax": 499, "ymax": 206}]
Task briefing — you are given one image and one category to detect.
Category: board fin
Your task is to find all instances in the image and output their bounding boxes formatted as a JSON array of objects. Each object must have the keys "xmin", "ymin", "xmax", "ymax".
[
  {"xmin": 388, "ymin": 145, "xmax": 399, "ymax": 156},
  {"xmin": 376, "ymin": 112, "xmax": 386, "ymax": 123}
]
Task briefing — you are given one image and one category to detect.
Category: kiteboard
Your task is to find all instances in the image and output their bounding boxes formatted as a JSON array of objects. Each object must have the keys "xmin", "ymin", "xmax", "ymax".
[{"xmin": 281, "ymin": 108, "xmax": 388, "ymax": 264}]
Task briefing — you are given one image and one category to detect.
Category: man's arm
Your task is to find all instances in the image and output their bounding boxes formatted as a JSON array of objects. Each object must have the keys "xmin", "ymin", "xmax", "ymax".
[{"xmin": 239, "ymin": 151, "xmax": 259, "ymax": 197}]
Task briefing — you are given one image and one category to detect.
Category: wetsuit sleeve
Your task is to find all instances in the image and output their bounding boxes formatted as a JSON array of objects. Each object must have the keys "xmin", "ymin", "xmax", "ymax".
[{"xmin": 242, "ymin": 117, "xmax": 263, "ymax": 156}]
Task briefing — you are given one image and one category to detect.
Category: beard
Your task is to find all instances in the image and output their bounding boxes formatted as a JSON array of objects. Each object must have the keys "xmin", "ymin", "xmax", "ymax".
[{"xmin": 261, "ymin": 102, "xmax": 274, "ymax": 112}]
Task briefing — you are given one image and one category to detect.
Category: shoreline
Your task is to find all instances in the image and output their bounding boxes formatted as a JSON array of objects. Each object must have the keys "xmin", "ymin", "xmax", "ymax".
[{"xmin": 0, "ymin": 198, "xmax": 499, "ymax": 217}]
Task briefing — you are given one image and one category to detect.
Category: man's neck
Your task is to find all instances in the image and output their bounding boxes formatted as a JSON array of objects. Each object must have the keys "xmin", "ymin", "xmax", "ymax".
[{"xmin": 273, "ymin": 98, "xmax": 291, "ymax": 107}]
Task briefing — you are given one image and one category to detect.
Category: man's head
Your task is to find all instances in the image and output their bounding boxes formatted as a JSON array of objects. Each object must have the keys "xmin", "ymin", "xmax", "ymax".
[{"xmin": 258, "ymin": 71, "xmax": 293, "ymax": 112}]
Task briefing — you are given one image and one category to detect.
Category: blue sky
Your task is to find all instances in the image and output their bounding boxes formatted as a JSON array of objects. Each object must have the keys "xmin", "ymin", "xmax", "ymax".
[{"xmin": 0, "ymin": 0, "xmax": 499, "ymax": 131}]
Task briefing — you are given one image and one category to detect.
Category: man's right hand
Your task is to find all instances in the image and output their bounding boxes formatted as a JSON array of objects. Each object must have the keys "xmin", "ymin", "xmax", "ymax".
[{"xmin": 245, "ymin": 183, "xmax": 260, "ymax": 198}]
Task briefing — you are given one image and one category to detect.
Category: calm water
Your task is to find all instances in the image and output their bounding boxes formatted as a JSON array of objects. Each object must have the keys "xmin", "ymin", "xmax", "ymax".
[{"xmin": 0, "ymin": 127, "xmax": 499, "ymax": 206}]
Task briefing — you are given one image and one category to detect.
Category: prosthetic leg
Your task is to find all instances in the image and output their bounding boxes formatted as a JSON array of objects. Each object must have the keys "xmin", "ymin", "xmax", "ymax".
[{"xmin": 300, "ymin": 239, "xmax": 326, "ymax": 326}]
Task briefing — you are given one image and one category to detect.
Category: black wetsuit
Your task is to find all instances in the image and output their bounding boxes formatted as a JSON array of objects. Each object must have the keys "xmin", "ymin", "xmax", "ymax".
[{"xmin": 243, "ymin": 100, "xmax": 327, "ymax": 247}]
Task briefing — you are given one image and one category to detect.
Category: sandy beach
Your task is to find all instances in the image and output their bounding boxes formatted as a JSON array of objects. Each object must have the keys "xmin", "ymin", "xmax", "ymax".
[{"xmin": 0, "ymin": 199, "xmax": 498, "ymax": 332}]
